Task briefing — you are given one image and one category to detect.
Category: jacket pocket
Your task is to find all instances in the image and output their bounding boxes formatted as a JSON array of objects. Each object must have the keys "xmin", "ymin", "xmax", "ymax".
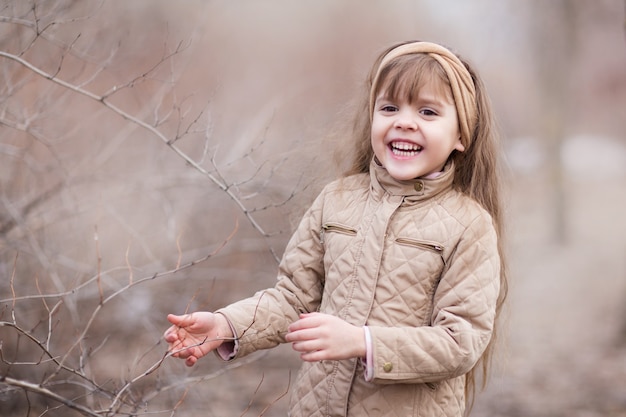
[
  {"xmin": 320, "ymin": 222, "xmax": 357, "ymax": 244},
  {"xmin": 395, "ymin": 237, "xmax": 445, "ymax": 264}
]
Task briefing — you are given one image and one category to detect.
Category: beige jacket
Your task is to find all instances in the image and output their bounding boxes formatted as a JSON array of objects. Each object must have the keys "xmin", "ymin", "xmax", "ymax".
[{"xmin": 218, "ymin": 159, "xmax": 501, "ymax": 417}]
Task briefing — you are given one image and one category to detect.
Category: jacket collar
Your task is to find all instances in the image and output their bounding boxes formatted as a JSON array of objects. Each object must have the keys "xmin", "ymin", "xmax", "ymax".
[{"xmin": 369, "ymin": 157, "xmax": 455, "ymax": 202}]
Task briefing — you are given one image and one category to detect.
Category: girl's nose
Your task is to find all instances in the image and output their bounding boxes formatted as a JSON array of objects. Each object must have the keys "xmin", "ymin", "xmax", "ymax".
[{"xmin": 393, "ymin": 112, "xmax": 418, "ymax": 130}]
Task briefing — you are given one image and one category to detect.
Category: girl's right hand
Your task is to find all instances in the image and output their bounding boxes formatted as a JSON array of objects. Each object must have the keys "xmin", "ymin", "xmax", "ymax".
[{"xmin": 163, "ymin": 312, "xmax": 233, "ymax": 366}]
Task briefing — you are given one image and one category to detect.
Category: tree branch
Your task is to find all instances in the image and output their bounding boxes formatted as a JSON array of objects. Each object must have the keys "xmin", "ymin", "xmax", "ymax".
[
  {"xmin": 0, "ymin": 376, "xmax": 101, "ymax": 417},
  {"xmin": 0, "ymin": 49, "xmax": 275, "ymax": 245}
]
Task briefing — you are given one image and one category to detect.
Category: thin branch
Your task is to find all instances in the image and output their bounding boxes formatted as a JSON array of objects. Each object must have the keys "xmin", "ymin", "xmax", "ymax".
[
  {"xmin": 94, "ymin": 225, "xmax": 103, "ymax": 303},
  {"xmin": 0, "ymin": 321, "xmax": 104, "ymax": 394},
  {"xmin": 239, "ymin": 373, "xmax": 265, "ymax": 417},
  {"xmin": 0, "ymin": 376, "xmax": 101, "ymax": 417},
  {"xmin": 1, "ymin": 1, "xmax": 107, "ymax": 64},
  {"xmin": 140, "ymin": 352, "xmax": 267, "ymax": 404},
  {"xmin": 10, "ymin": 252, "xmax": 18, "ymax": 323},
  {"xmin": 258, "ymin": 371, "xmax": 290, "ymax": 416}
]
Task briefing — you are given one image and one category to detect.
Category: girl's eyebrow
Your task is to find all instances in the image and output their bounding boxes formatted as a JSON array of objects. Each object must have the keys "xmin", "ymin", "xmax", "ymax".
[
  {"xmin": 374, "ymin": 86, "xmax": 453, "ymax": 107},
  {"xmin": 375, "ymin": 93, "xmax": 449, "ymax": 107},
  {"xmin": 416, "ymin": 92, "xmax": 454, "ymax": 107},
  {"xmin": 415, "ymin": 90, "xmax": 444, "ymax": 102},
  {"xmin": 419, "ymin": 98, "xmax": 445, "ymax": 107}
]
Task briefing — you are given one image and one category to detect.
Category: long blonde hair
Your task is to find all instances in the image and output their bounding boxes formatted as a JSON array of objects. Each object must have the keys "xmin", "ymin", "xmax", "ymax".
[{"xmin": 340, "ymin": 41, "xmax": 508, "ymax": 411}]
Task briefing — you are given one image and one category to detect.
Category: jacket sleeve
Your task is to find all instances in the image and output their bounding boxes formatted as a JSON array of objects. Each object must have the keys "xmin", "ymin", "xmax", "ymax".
[
  {"xmin": 366, "ymin": 210, "xmax": 501, "ymax": 384},
  {"xmin": 215, "ymin": 189, "xmax": 327, "ymax": 359}
]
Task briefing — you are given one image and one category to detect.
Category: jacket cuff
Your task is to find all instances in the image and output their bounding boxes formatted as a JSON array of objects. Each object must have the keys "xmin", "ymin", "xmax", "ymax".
[
  {"xmin": 214, "ymin": 312, "xmax": 239, "ymax": 361},
  {"xmin": 361, "ymin": 326, "xmax": 374, "ymax": 381}
]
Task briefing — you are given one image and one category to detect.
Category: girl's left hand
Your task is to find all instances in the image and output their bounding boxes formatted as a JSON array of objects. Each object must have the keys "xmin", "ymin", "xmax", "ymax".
[{"xmin": 285, "ymin": 312, "xmax": 365, "ymax": 362}]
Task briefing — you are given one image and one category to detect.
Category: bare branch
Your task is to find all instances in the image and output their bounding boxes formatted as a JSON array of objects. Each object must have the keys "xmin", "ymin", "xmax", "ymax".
[
  {"xmin": 0, "ymin": 376, "xmax": 101, "ymax": 417},
  {"xmin": 239, "ymin": 373, "xmax": 266, "ymax": 417},
  {"xmin": 258, "ymin": 371, "xmax": 291, "ymax": 416},
  {"xmin": 140, "ymin": 352, "xmax": 266, "ymax": 403}
]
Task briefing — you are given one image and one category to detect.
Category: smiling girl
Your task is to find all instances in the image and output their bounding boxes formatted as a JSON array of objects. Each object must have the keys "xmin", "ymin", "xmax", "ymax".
[{"xmin": 164, "ymin": 41, "xmax": 508, "ymax": 417}]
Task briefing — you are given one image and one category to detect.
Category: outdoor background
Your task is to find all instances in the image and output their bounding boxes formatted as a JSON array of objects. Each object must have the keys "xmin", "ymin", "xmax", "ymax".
[{"xmin": 1, "ymin": 1, "xmax": 625, "ymax": 416}]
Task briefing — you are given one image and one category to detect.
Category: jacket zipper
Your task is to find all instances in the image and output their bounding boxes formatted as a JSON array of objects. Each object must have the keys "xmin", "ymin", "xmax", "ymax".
[
  {"xmin": 395, "ymin": 237, "xmax": 444, "ymax": 253},
  {"xmin": 395, "ymin": 237, "xmax": 445, "ymax": 265},
  {"xmin": 320, "ymin": 222, "xmax": 357, "ymax": 244},
  {"xmin": 425, "ymin": 382, "xmax": 438, "ymax": 390}
]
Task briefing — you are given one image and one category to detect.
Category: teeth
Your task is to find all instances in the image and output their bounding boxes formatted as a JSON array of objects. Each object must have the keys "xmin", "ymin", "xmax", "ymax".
[
  {"xmin": 394, "ymin": 142, "xmax": 420, "ymax": 151},
  {"xmin": 390, "ymin": 141, "xmax": 422, "ymax": 156}
]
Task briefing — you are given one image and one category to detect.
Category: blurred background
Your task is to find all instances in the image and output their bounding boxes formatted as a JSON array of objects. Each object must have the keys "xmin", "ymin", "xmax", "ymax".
[{"xmin": 1, "ymin": 0, "xmax": 625, "ymax": 416}]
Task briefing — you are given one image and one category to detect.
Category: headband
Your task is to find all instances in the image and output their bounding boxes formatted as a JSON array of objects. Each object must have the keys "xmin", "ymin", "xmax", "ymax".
[{"xmin": 369, "ymin": 42, "xmax": 477, "ymax": 148}]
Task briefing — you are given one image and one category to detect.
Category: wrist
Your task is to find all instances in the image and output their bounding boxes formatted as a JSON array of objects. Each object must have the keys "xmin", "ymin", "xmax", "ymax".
[
  {"xmin": 214, "ymin": 312, "xmax": 238, "ymax": 361},
  {"xmin": 354, "ymin": 326, "xmax": 367, "ymax": 358},
  {"xmin": 215, "ymin": 312, "xmax": 235, "ymax": 341}
]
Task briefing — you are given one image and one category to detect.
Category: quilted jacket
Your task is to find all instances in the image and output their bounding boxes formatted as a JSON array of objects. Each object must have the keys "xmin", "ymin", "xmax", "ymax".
[{"xmin": 217, "ymin": 158, "xmax": 501, "ymax": 417}]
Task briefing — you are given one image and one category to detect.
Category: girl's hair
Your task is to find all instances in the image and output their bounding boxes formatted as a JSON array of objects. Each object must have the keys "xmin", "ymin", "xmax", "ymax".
[{"xmin": 340, "ymin": 41, "xmax": 508, "ymax": 412}]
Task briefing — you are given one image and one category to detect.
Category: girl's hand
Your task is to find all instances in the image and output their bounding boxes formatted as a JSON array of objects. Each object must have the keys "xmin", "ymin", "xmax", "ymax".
[
  {"xmin": 163, "ymin": 312, "xmax": 233, "ymax": 367},
  {"xmin": 285, "ymin": 312, "xmax": 365, "ymax": 362}
]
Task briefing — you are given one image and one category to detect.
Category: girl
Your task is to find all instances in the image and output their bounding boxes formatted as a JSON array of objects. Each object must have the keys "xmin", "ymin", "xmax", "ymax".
[{"xmin": 164, "ymin": 41, "xmax": 507, "ymax": 417}]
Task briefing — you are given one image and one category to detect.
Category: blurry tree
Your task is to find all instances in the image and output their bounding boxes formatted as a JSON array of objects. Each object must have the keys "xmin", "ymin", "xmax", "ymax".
[
  {"xmin": 0, "ymin": 1, "xmax": 305, "ymax": 415},
  {"xmin": 530, "ymin": 0, "xmax": 577, "ymax": 244}
]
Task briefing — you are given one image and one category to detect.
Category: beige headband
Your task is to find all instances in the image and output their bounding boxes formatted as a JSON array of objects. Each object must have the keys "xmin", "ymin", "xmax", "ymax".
[{"xmin": 369, "ymin": 42, "xmax": 477, "ymax": 148}]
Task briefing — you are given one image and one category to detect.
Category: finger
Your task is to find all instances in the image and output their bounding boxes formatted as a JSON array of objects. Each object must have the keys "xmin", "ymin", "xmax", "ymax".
[
  {"xmin": 167, "ymin": 313, "xmax": 181, "ymax": 325},
  {"xmin": 168, "ymin": 343, "xmax": 185, "ymax": 358},
  {"xmin": 287, "ymin": 319, "xmax": 305, "ymax": 333},
  {"xmin": 300, "ymin": 350, "xmax": 326, "ymax": 362},
  {"xmin": 291, "ymin": 340, "xmax": 321, "ymax": 354},
  {"xmin": 299, "ymin": 312, "xmax": 324, "ymax": 322},
  {"xmin": 286, "ymin": 327, "xmax": 319, "ymax": 343},
  {"xmin": 173, "ymin": 344, "xmax": 196, "ymax": 359},
  {"xmin": 163, "ymin": 326, "xmax": 180, "ymax": 341},
  {"xmin": 167, "ymin": 313, "xmax": 192, "ymax": 327},
  {"xmin": 291, "ymin": 340, "xmax": 307, "ymax": 352},
  {"xmin": 288, "ymin": 316, "xmax": 320, "ymax": 332},
  {"xmin": 185, "ymin": 355, "xmax": 198, "ymax": 367}
]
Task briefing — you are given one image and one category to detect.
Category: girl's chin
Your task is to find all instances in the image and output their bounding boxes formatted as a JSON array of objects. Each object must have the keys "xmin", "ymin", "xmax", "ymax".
[
  {"xmin": 382, "ymin": 160, "xmax": 423, "ymax": 180},
  {"xmin": 384, "ymin": 167, "xmax": 422, "ymax": 181}
]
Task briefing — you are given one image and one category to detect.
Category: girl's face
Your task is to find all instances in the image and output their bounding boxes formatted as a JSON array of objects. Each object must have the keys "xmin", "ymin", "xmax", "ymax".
[{"xmin": 371, "ymin": 80, "xmax": 464, "ymax": 181}]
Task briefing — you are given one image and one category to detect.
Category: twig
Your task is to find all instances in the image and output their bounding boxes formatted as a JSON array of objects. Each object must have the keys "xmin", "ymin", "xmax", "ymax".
[
  {"xmin": 10, "ymin": 252, "xmax": 18, "ymax": 323},
  {"xmin": 94, "ymin": 225, "xmax": 103, "ymax": 303},
  {"xmin": 0, "ymin": 376, "xmax": 101, "ymax": 417},
  {"xmin": 140, "ymin": 352, "xmax": 267, "ymax": 403},
  {"xmin": 258, "ymin": 370, "xmax": 291, "ymax": 416},
  {"xmin": 239, "ymin": 373, "xmax": 265, "ymax": 417},
  {"xmin": 125, "ymin": 239, "xmax": 134, "ymax": 285}
]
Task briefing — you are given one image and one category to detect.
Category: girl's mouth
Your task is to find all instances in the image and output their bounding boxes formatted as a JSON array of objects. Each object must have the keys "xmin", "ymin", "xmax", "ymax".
[{"xmin": 389, "ymin": 141, "xmax": 423, "ymax": 157}]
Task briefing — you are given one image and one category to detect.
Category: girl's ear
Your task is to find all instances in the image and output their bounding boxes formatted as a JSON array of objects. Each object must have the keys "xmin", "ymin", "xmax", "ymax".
[{"xmin": 455, "ymin": 137, "xmax": 465, "ymax": 152}]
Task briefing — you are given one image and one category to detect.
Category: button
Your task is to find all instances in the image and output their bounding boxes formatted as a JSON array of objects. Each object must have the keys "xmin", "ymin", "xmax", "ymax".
[
  {"xmin": 414, "ymin": 181, "xmax": 424, "ymax": 192},
  {"xmin": 383, "ymin": 362, "xmax": 393, "ymax": 372}
]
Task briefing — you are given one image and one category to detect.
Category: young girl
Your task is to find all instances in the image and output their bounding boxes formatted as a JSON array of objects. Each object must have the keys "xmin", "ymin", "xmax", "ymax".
[{"xmin": 164, "ymin": 41, "xmax": 507, "ymax": 417}]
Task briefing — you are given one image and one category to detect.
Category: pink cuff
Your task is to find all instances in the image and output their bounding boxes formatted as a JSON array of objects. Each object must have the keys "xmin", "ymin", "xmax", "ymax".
[{"xmin": 361, "ymin": 326, "xmax": 374, "ymax": 381}]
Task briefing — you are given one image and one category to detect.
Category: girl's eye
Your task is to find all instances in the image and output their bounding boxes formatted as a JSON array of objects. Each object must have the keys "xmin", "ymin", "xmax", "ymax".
[
  {"xmin": 380, "ymin": 104, "xmax": 398, "ymax": 112},
  {"xmin": 420, "ymin": 108, "xmax": 438, "ymax": 117}
]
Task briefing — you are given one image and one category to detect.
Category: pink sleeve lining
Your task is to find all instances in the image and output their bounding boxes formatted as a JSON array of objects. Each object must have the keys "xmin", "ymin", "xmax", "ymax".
[{"xmin": 361, "ymin": 326, "xmax": 374, "ymax": 381}]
